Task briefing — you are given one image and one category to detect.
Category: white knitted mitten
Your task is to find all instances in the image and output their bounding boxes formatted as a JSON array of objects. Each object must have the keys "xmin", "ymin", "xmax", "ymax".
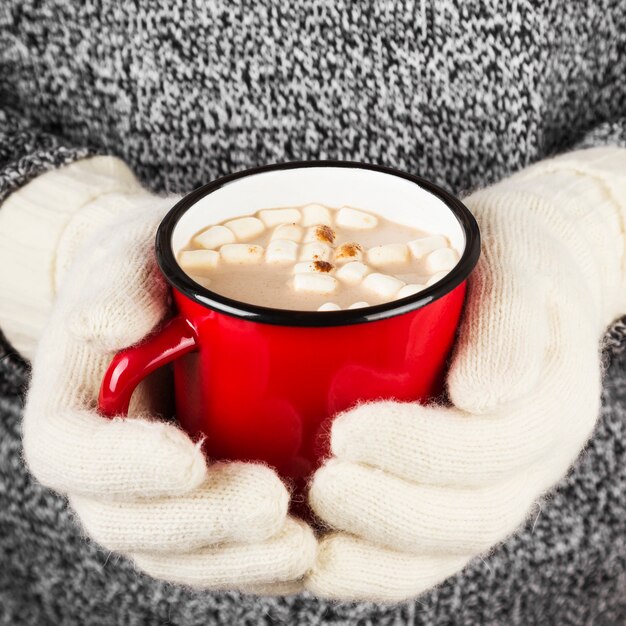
[
  {"xmin": 305, "ymin": 147, "xmax": 626, "ymax": 602},
  {"xmin": 12, "ymin": 158, "xmax": 316, "ymax": 591},
  {"xmin": 6, "ymin": 149, "xmax": 625, "ymax": 601}
]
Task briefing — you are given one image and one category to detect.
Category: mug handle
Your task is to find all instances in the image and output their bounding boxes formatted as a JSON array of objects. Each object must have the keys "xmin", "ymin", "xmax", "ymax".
[{"xmin": 98, "ymin": 315, "xmax": 198, "ymax": 417}]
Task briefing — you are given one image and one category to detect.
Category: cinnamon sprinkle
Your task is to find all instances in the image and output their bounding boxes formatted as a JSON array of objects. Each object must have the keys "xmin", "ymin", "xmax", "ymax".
[
  {"xmin": 335, "ymin": 242, "xmax": 363, "ymax": 259},
  {"xmin": 313, "ymin": 260, "xmax": 334, "ymax": 272},
  {"xmin": 315, "ymin": 225, "xmax": 336, "ymax": 244}
]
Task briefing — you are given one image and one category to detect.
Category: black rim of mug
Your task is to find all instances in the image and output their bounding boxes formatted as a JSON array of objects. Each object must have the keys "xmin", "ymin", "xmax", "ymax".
[{"xmin": 156, "ymin": 160, "xmax": 481, "ymax": 327}]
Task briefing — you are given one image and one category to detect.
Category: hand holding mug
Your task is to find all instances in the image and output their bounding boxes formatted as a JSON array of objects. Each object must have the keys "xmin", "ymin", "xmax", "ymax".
[
  {"xmin": 22, "ymin": 202, "xmax": 316, "ymax": 592},
  {"xmin": 100, "ymin": 163, "xmax": 479, "ymax": 487},
  {"xmin": 21, "ymin": 147, "xmax": 626, "ymax": 602},
  {"xmin": 305, "ymin": 148, "xmax": 626, "ymax": 600},
  {"xmin": 24, "ymin": 160, "xmax": 479, "ymax": 597}
]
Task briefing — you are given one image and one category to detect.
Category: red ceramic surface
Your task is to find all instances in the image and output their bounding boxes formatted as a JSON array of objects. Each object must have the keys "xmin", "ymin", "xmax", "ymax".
[{"xmin": 100, "ymin": 281, "xmax": 466, "ymax": 480}]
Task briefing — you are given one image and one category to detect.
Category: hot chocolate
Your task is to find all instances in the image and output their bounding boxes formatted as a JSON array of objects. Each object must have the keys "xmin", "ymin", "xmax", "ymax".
[{"xmin": 177, "ymin": 204, "xmax": 460, "ymax": 311}]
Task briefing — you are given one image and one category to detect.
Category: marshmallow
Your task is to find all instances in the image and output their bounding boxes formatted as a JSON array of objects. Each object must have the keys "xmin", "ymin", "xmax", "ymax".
[
  {"xmin": 336, "ymin": 261, "xmax": 370, "ymax": 284},
  {"xmin": 266, "ymin": 239, "xmax": 299, "ymax": 264},
  {"xmin": 336, "ymin": 207, "xmax": 378, "ymax": 230},
  {"xmin": 348, "ymin": 301, "xmax": 369, "ymax": 309},
  {"xmin": 271, "ymin": 223, "xmax": 303, "ymax": 242},
  {"xmin": 362, "ymin": 273, "xmax": 405, "ymax": 298},
  {"xmin": 258, "ymin": 208, "xmax": 301, "ymax": 227},
  {"xmin": 300, "ymin": 241, "xmax": 332, "ymax": 261},
  {"xmin": 294, "ymin": 261, "xmax": 317, "ymax": 274},
  {"xmin": 425, "ymin": 247, "xmax": 459, "ymax": 272},
  {"xmin": 334, "ymin": 242, "xmax": 363, "ymax": 264},
  {"xmin": 293, "ymin": 261, "xmax": 334, "ymax": 274},
  {"xmin": 301, "ymin": 203, "xmax": 333, "ymax": 226},
  {"xmin": 224, "ymin": 217, "xmax": 265, "ymax": 241},
  {"xmin": 303, "ymin": 225, "xmax": 336, "ymax": 244},
  {"xmin": 318, "ymin": 302, "xmax": 341, "ymax": 311},
  {"xmin": 367, "ymin": 243, "xmax": 409, "ymax": 267},
  {"xmin": 408, "ymin": 235, "xmax": 449, "ymax": 258},
  {"xmin": 192, "ymin": 225, "xmax": 235, "ymax": 249},
  {"xmin": 426, "ymin": 270, "xmax": 450, "ymax": 286},
  {"xmin": 293, "ymin": 273, "xmax": 338, "ymax": 294},
  {"xmin": 220, "ymin": 243, "xmax": 264, "ymax": 264},
  {"xmin": 178, "ymin": 249, "xmax": 219, "ymax": 275},
  {"xmin": 397, "ymin": 283, "xmax": 426, "ymax": 298}
]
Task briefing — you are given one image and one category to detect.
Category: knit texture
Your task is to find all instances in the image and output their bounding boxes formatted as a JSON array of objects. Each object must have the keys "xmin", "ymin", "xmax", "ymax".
[
  {"xmin": 14, "ymin": 149, "xmax": 621, "ymax": 604},
  {"xmin": 0, "ymin": 156, "xmax": 154, "ymax": 358},
  {"xmin": 305, "ymin": 148, "xmax": 626, "ymax": 601},
  {"xmin": 1, "ymin": 341, "xmax": 625, "ymax": 624},
  {"xmin": 19, "ymin": 192, "xmax": 315, "ymax": 591},
  {"xmin": 0, "ymin": 109, "xmax": 97, "ymax": 204},
  {"xmin": 1, "ymin": 0, "xmax": 626, "ymax": 622},
  {"xmin": 1, "ymin": 1, "xmax": 625, "ymax": 196}
]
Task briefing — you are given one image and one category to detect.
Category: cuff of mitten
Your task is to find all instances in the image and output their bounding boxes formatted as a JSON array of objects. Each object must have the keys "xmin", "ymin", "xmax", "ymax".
[
  {"xmin": 513, "ymin": 146, "xmax": 626, "ymax": 318},
  {"xmin": 0, "ymin": 156, "xmax": 154, "ymax": 359},
  {"xmin": 469, "ymin": 146, "xmax": 626, "ymax": 324}
]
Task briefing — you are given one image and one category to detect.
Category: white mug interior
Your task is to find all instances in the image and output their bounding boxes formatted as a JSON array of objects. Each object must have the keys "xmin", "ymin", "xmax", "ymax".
[{"xmin": 170, "ymin": 167, "xmax": 466, "ymax": 260}]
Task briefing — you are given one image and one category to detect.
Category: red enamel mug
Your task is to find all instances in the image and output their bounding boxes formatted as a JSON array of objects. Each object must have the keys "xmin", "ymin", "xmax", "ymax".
[{"xmin": 99, "ymin": 162, "xmax": 480, "ymax": 483}]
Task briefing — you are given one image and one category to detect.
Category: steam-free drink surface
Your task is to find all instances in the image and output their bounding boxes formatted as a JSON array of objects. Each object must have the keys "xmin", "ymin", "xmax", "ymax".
[{"xmin": 178, "ymin": 204, "xmax": 459, "ymax": 311}]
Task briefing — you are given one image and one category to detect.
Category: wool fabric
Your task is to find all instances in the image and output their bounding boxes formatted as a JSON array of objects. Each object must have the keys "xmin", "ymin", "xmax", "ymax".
[
  {"xmin": 18, "ymin": 183, "xmax": 316, "ymax": 591},
  {"xmin": 0, "ymin": 156, "xmax": 147, "ymax": 358},
  {"xmin": 1, "ymin": 0, "xmax": 626, "ymax": 622},
  {"xmin": 305, "ymin": 147, "xmax": 626, "ymax": 600},
  {"xmin": 10, "ymin": 146, "xmax": 626, "ymax": 603}
]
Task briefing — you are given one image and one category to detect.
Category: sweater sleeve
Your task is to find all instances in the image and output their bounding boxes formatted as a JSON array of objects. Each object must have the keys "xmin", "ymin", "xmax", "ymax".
[
  {"xmin": 574, "ymin": 118, "xmax": 626, "ymax": 151},
  {"xmin": 0, "ymin": 108, "xmax": 98, "ymax": 204}
]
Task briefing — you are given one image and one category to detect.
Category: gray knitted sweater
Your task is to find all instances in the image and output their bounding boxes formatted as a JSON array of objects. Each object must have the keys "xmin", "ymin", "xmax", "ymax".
[{"xmin": 1, "ymin": 1, "xmax": 625, "ymax": 624}]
